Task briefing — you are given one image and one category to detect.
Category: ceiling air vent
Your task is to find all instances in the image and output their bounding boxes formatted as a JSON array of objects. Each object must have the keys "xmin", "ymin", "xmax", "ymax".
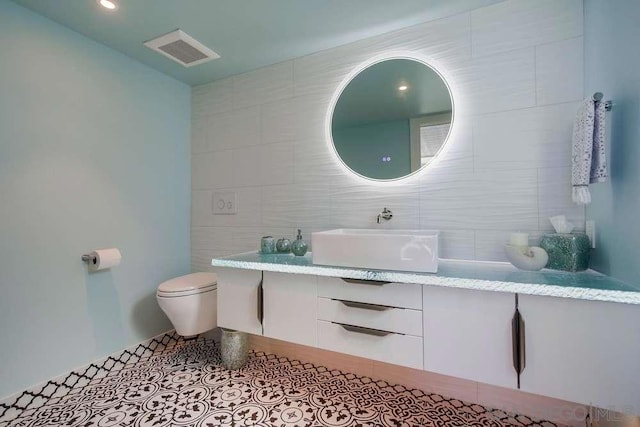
[{"xmin": 144, "ymin": 29, "xmax": 219, "ymax": 67}]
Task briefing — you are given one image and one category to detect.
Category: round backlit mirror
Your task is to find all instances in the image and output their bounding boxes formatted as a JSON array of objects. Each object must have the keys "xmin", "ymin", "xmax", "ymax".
[{"xmin": 329, "ymin": 57, "xmax": 453, "ymax": 181}]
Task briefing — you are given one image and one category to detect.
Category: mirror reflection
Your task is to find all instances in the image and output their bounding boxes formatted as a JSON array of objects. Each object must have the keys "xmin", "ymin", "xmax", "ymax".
[{"xmin": 331, "ymin": 58, "xmax": 453, "ymax": 180}]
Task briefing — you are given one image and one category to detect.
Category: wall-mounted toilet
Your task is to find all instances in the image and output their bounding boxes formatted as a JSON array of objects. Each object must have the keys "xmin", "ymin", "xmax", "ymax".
[{"xmin": 157, "ymin": 272, "xmax": 217, "ymax": 337}]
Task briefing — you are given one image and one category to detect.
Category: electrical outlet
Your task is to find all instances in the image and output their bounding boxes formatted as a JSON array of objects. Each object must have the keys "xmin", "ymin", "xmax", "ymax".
[
  {"xmin": 212, "ymin": 192, "xmax": 237, "ymax": 215},
  {"xmin": 586, "ymin": 220, "xmax": 596, "ymax": 248}
]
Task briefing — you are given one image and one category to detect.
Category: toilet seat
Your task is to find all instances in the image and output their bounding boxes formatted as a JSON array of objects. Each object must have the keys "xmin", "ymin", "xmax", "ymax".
[{"xmin": 157, "ymin": 272, "xmax": 217, "ymax": 298}]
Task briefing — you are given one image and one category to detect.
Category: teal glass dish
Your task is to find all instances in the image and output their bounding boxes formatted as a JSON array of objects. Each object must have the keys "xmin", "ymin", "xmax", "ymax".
[
  {"xmin": 276, "ymin": 237, "xmax": 292, "ymax": 253},
  {"xmin": 539, "ymin": 233, "xmax": 590, "ymax": 272},
  {"xmin": 260, "ymin": 236, "xmax": 275, "ymax": 254}
]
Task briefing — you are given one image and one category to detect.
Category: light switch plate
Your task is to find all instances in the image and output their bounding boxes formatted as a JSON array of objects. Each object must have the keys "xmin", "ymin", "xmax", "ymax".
[{"xmin": 212, "ymin": 192, "xmax": 237, "ymax": 215}]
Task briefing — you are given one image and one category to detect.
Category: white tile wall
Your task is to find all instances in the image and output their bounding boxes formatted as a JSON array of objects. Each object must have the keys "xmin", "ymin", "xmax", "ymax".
[
  {"xmin": 190, "ymin": 0, "xmax": 586, "ymax": 271},
  {"xmin": 470, "ymin": 0, "xmax": 583, "ymax": 58},
  {"xmin": 233, "ymin": 61, "xmax": 294, "ymax": 109},
  {"xmin": 464, "ymin": 47, "xmax": 536, "ymax": 114},
  {"xmin": 535, "ymin": 37, "xmax": 584, "ymax": 106},
  {"xmin": 191, "ymin": 78, "xmax": 234, "ymax": 118},
  {"xmin": 472, "ymin": 102, "xmax": 579, "ymax": 171}
]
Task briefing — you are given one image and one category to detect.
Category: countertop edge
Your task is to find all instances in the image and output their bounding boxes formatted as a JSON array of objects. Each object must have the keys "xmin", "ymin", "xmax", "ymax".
[{"xmin": 211, "ymin": 257, "xmax": 640, "ymax": 306}]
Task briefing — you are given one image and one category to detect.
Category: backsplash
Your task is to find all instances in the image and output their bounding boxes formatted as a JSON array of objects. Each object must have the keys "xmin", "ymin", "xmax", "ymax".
[{"xmin": 191, "ymin": 0, "xmax": 585, "ymax": 271}]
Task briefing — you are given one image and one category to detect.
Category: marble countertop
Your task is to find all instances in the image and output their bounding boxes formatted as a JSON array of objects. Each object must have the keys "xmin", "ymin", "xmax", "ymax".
[{"xmin": 211, "ymin": 252, "xmax": 640, "ymax": 305}]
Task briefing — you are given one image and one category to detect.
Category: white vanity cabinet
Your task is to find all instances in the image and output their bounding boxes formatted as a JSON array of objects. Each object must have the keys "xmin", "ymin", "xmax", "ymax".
[
  {"xmin": 216, "ymin": 267, "xmax": 263, "ymax": 335},
  {"xmin": 316, "ymin": 276, "xmax": 424, "ymax": 369},
  {"xmin": 216, "ymin": 269, "xmax": 318, "ymax": 345},
  {"xmin": 263, "ymin": 272, "xmax": 317, "ymax": 346},
  {"xmin": 216, "ymin": 262, "xmax": 640, "ymax": 415},
  {"xmin": 422, "ymin": 286, "xmax": 518, "ymax": 389},
  {"xmin": 518, "ymin": 294, "xmax": 640, "ymax": 413}
]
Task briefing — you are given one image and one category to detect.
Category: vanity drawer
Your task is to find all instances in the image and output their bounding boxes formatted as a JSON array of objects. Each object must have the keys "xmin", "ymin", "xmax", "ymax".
[
  {"xmin": 317, "ymin": 297, "xmax": 422, "ymax": 336},
  {"xmin": 317, "ymin": 320, "xmax": 423, "ymax": 369},
  {"xmin": 317, "ymin": 276, "xmax": 422, "ymax": 309}
]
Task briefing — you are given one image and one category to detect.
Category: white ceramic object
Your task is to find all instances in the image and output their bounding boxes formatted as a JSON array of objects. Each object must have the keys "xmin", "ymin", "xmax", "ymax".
[
  {"xmin": 504, "ymin": 245, "xmax": 549, "ymax": 271},
  {"xmin": 509, "ymin": 232, "xmax": 530, "ymax": 247},
  {"xmin": 312, "ymin": 229, "xmax": 439, "ymax": 273},
  {"xmin": 157, "ymin": 272, "xmax": 218, "ymax": 337}
]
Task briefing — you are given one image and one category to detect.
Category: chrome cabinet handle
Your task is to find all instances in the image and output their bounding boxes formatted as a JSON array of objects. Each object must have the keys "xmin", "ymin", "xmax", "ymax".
[
  {"xmin": 512, "ymin": 308, "xmax": 526, "ymax": 383},
  {"xmin": 339, "ymin": 300, "xmax": 390, "ymax": 311},
  {"xmin": 338, "ymin": 323, "xmax": 391, "ymax": 337},
  {"xmin": 257, "ymin": 280, "xmax": 263, "ymax": 325},
  {"xmin": 341, "ymin": 278, "xmax": 391, "ymax": 286}
]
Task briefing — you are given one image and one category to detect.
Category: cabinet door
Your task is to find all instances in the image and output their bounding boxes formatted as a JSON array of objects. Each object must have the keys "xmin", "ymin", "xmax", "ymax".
[
  {"xmin": 216, "ymin": 267, "xmax": 263, "ymax": 335},
  {"xmin": 423, "ymin": 285, "xmax": 518, "ymax": 389},
  {"xmin": 263, "ymin": 272, "xmax": 317, "ymax": 347},
  {"xmin": 519, "ymin": 294, "xmax": 640, "ymax": 413}
]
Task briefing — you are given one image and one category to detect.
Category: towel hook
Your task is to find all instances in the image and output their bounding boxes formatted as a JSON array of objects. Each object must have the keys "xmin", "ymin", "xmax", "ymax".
[{"xmin": 592, "ymin": 92, "xmax": 613, "ymax": 111}]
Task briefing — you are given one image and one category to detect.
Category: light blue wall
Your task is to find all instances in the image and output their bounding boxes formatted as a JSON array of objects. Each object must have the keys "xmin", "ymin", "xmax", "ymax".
[
  {"xmin": 0, "ymin": 1, "xmax": 191, "ymax": 397},
  {"xmin": 584, "ymin": 0, "xmax": 640, "ymax": 284},
  {"xmin": 333, "ymin": 119, "xmax": 411, "ymax": 179}
]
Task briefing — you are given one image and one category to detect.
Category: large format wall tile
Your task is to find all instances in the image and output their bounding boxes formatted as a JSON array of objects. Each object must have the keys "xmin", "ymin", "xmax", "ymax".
[
  {"xmin": 192, "ymin": 151, "xmax": 233, "ymax": 190},
  {"xmin": 536, "ymin": 37, "xmax": 584, "ymax": 106},
  {"xmin": 192, "ymin": 77, "xmax": 234, "ymax": 118},
  {"xmin": 462, "ymin": 47, "xmax": 536, "ymax": 115},
  {"xmin": 205, "ymin": 106, "xmax": 261, "ymax": 152},
  {"xmin": 437, "ymin": 230, "xmax": 476, "ymax": 260},
  {"xmin": 232, "ymin": 142, "xmax": 294, "ymax": 187},
  {"xmin": 294, "ymin": 13, "xmax": 471, "ymax": 102},
  {"xmin": 473, "ymin": 103, "xmax": 579, "ymax": 171},
  {"xmin": 191, "ymin": 116, "xmax": 208, "ymax": 154},
  {"xmin": 191, "ymin": 1, "xmax": 585, "ymax": 265},
  {"xmin": 261, "ymin": 97, "xmax": 298, "ymax": 144},
  {"xmin": 329, "ymin": 178, "xmax": 422, "ymax": 229},
  {"xmin": 191, "ymin": 227, "xmax": 235, "ymax": 271},
  {"xmin": 261, "ymin": 183, "xmax": 333, "ymax": 230},
  {"xmin": 233, "ymin": 61, "xmax": 294, "ymax": 109},
  {"xmin": 419, "ymin": 170, "xmax": 539, "ymax": 231},
  {"xmin": 471, "ymin": 0, "xmax": 583, "ymax": 58},
  {"xmin": 538, "ymin": 167, "xmax": 586, "ymax": 232}
]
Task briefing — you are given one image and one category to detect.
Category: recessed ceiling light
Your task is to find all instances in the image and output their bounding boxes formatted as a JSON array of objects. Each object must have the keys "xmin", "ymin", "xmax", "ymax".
[
  {"xmin": 398, "ymin": 85, "xmax": 408, "ymax": 91},
  {"xmin": 98, "ymin": 0, "xmax": 118, "ymax": 10}
]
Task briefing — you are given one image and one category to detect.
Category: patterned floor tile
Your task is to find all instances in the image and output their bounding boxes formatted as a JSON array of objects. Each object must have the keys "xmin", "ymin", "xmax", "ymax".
[{"xmin": 0, "ymin": 333, "xmax": 558, "ymax": 427}]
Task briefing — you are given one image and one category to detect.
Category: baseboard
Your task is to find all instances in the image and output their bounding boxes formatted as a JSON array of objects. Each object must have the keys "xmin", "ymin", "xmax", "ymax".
[{"xmin": 248, "ymin": 334, "xmax": 588, "ymax": 427}]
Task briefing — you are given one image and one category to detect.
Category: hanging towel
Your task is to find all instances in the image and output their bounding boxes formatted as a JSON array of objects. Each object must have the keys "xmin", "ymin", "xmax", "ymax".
[
  {"xmin": 571, "ymin": 98, "xmax": 607, "ymax": 205},
  {"xmin": 591, "ymin": 100, "xmax": 607, "ymax": 182}
]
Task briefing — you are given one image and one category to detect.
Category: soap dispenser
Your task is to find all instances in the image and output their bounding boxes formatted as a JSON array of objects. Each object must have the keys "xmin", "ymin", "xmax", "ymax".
[{"xmin": 291, "ymin": 229, "xmax": 308, "ymax": 256}]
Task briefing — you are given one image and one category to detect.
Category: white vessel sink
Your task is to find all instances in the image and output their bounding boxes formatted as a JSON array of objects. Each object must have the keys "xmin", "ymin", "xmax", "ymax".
[{"xmin": 312, "ymin": 229, "xmax": 439, "ymax": 273}]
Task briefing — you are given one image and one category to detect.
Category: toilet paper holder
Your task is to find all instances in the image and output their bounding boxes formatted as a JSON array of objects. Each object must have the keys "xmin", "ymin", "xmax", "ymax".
[
  {"xmin": 81, "ymin": 254, "xmax": 95, "ymax": 263},
  {"xmin": 81, "ymin": 248, "xmax": 122, "ymax": 271}
]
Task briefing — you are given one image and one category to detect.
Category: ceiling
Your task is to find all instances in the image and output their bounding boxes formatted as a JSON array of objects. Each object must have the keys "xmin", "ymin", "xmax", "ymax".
[{"xmin": 13, "ymin": 0, "xmax": 503, "ymax": 86}]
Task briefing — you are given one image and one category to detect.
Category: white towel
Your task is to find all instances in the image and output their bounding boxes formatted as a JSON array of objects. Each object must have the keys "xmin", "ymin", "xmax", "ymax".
[{"xmin": 571, "ymin": 98, "xmax": 607, "ymax": 205}]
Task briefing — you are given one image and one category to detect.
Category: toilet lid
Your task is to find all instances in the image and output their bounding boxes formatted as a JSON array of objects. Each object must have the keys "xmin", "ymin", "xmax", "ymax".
[{"xmin": 158, "ymin": 272, "xmax": 217, "ymax": 294}]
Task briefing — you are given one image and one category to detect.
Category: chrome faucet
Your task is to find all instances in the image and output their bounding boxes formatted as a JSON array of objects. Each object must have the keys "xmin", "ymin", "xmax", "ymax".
[{"xmin": 376, "ymin": 207, "xmax": 393, "ymax": 224}]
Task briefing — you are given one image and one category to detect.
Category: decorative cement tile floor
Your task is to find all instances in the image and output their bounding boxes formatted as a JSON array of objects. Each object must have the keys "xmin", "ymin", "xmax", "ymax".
[{"xmin": 0, "ymin": 333, "xmax": 558, "ymax": 426}]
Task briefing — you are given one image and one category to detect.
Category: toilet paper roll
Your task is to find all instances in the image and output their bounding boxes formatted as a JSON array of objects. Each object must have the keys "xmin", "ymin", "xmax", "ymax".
[{"xmin": 88, "ymin": 248, "xmax": 122, "ymax": 272}]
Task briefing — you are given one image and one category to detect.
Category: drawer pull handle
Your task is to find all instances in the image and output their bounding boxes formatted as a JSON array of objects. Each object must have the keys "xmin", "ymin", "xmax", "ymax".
[
  {"xmin": 257, "ymin": 279, "xmax": 264, "ymax": 324},
  {"xmin": 511, "ymin": 308, "xmax": 526, "ymax": 382},
  {"xmin": 339, "ymin": 300, "xmax": 390, "ymax": 311},
  {"xmin": 338, "ymin": 323, "xmax": 391, "ymax": 337},
  {"xmin": 341, "ymin": 278, "xmax": 391, "ymax": 286}
]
